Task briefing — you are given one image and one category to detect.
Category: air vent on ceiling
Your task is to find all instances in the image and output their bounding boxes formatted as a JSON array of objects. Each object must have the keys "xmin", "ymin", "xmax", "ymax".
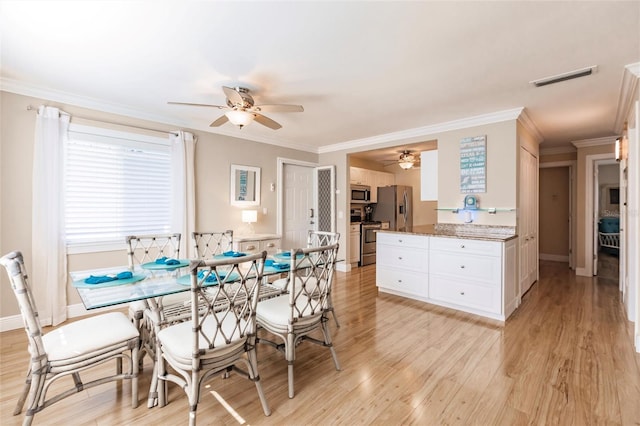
[{"xmin": 530, "ymin": 65, "xmax": 598, "ymax": 87}]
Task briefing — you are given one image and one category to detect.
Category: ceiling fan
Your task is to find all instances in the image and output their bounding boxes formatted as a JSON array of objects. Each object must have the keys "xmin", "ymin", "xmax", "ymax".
[
  {"xmin": 168, "ymin": 86, "xmax": 304, "ymax": 130},
  {"xmin": 382, "ymin": 150, "xmax": 420, "ymax": 169}
]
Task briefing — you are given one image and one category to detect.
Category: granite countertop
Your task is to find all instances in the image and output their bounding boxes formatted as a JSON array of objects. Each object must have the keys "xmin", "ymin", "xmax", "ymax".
[{"xmin": 377, "ymin": 224, "xmax": 517, "ymax": 242}]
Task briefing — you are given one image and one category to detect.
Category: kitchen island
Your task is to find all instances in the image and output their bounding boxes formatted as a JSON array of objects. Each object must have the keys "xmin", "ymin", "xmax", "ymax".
[{"xmin": 376, "ymin": 224, "xmax": 518, "ymax": 322}]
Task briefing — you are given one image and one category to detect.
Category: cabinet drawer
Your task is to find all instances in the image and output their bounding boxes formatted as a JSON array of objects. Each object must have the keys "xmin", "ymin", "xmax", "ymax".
[
  {"xmin": 261, "ymin": 239, "xmax": 280, "ymax": 255},
  {"xmin": 430, "ymin": 237, "xmax": 501, "ymax": 257},
  {"xmin": 350, "ymin": 224, "xmax": 360, "ymax": 233},
  {"xmin": 429, "ymin": 275, "xmax": 500, "ymax": 314},
  {"xmin": 377, "ymin": 232, "xmax": 428, "ymax": 249},
  {"xmin": 378, "ymin": 245, "xmax": 428, "ymax": 272},
  {"xmin": 377, "ymin": 267, "xmax": 428, "ymax": 297},
  {"xmin": 429, "ymin": 250, "xmax": 501, "ymax": 285},
  {"xmin": 238, "ymin": 241, "xmax": 260, "ymax": 254}
]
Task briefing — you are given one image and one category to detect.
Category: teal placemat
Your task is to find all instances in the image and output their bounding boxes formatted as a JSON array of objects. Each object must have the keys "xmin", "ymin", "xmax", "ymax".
[
  {"xmin": 141, "ymin": 260, "xmax": 190, "ymax": 270},
  {"xmin": 73, "ymin": 274, "xmax": 146, "ymax": 289},
  {"xmin": 176, "ymin": 272, "xmax": 240, "ymax": 286}
]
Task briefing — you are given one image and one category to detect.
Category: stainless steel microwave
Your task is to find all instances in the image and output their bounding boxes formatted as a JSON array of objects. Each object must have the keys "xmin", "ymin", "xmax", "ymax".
[{"xmin": 350, "ymin": 185, "xmax": 371, "ymax": 203}]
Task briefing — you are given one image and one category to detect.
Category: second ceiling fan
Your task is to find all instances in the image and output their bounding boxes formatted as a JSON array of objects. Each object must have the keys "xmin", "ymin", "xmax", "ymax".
[{"xmin": 168, "ymin": 86, "xmax": 304, "ymax": 130}]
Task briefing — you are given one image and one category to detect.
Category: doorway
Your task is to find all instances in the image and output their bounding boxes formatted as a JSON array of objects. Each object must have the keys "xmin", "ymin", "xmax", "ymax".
[
  {"xmin": 276, "ymin": 158, "xmax": 336, "ymax": 250},
  {"xmin": 539, "ymin": 165, "xmax": 573, "ymax": 267},
  {"xmin": 594, "ymin": 160, "xmax": 620, "ymax": 281}
]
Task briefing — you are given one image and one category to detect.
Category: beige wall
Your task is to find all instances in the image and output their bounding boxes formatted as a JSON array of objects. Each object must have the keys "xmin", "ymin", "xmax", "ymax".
[
  {"xmin": 0, "ymin": 91, "xmax": 316, "ymax": 318},
  {"xmin": 392, "ymin": 167, "xmax": 437, "ymax": 226},
  {"xmin": 438, "ymin": 121, "xmax": 518, "ymax": 226},
  {"xmin": 539, "ymin": 167, "xmax": 570, "ymax": 257}
]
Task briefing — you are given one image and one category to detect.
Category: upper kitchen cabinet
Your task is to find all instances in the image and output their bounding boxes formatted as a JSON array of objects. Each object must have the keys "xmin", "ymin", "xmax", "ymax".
[
  {"xmin": 350, "ymin": 167, "xmax": 395, "ymax": 203},
  {"xmin": 420, "ymin": 150, "xmax": 438, "ymax": 201}
]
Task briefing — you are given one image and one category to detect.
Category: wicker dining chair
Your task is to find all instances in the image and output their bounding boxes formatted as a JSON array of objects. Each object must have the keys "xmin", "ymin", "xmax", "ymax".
[
  {"xmin": 125, "ymin": 233, "xmax": 182, "ymax": 364},
  {"xmin": 307, "ymin": 230, "xmax": 341, "ymax": 327},
  {"xmin": 0, "ymin": 251, "xmax": 139, "ymax": 426},
  {"xmin": 156, "ymin": 251, "xmax": 271, "ymax": 425},
  {"xmin": 256, "ymin": 243, "xmax": 341, "ymax": 398},
  {"xmin": 192, "ymin": 230, "xmax": 234, "ymax": 259}
]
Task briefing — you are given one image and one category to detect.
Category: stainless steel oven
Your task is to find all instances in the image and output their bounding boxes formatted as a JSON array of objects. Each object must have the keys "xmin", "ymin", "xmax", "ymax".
[{"xmin": 360, "ymin": 222, "xmax": 381, "ymax": 266}]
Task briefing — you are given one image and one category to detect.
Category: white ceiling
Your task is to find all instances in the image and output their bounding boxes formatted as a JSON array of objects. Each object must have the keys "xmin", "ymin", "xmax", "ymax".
[{"xmin": 1, "ymin": 1, "xmax": 639, "ymax": 157}]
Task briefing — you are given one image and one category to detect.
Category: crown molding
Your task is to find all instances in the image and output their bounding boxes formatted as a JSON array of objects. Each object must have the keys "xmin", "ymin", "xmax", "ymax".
[
  {"xmin": 571, "ymin": 136, "xmax": 618, "ymax": 148},
  {"xmin": 613, "ymin": 62, "xmax": 640, "ymax": 132},
  {"xmin": 517, "ymin": 108, "xmax": 544, "ymax": 143},
  {"xmin": 318, "ymin": 107, "xmax": 525, "ymax": 154},
  {"xmin": 539, "ymin": 145, "xmax": 576, "ymax": 156},
  {"xmin": 0, "ymin": 77, "xmax": 319, "ymax": 153}
]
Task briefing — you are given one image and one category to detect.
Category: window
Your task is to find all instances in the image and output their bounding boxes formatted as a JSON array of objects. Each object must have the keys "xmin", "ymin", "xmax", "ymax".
[{"xmin": 65, "ymin": 124, "xmax": 171, "ymax": 252}]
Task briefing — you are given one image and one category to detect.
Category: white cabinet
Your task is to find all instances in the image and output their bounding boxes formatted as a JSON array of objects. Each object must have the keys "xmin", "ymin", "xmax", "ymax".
[
  {"xmin": 350, "ymin": 167, "xmax": 395, "ymax": 203},
  {"xmin": 234, "ymin": 234, "xmax": 281, "ymax": 256},
  {"xmin": 376, "ymin": 232, "xmax": 429, "ymax": 298},
  {"xmin": 376, "ymin": 231, "xmax": 519, "ymax": 322},
  {"xmin": 349, "ymin": 224, "xmax": 361, "ymax": 265},
  {"xmin": 420, "ymin": 150, "xmax": 438, "ymax": 201},
  {"xmin": 429, "ymin": 236, "xmax": 518, "ymax": 321}
]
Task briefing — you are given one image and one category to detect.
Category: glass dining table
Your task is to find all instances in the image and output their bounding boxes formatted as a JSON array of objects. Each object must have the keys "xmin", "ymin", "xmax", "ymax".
[{"xmin": 70, "ymin": 253, "xmax": 294, "ymax": 408}]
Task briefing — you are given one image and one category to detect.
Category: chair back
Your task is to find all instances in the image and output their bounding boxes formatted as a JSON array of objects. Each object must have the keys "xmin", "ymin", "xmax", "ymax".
[
  {"xmin": 125, "ymin": 233, "xmax": 181, "ymax": 268},
  {"xmin": 192, "ymin": 230, "xmax": 234, "ymax": 259},
  {"xmin": 188, "ymin": 251, "xmax": 266, "ymax": 358},
  {"xmin": 287, "ymin": 243, "xmax": 339, "ymax": 320},
  {"xmin": 0, "ymin": 251, "xmax": 47, "ymax": 363},
  {"xmin": 307, "ymin": 230, "xmax": 340, "ymax": 248}
]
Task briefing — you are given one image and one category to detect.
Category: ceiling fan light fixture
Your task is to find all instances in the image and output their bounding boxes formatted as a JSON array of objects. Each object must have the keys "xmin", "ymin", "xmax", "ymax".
[
  {"xmin": 398, "ymin": 151, "xmax": 416, "ymax": 169},
  {"xmin": 225, "ymin": 110, "xmax": 255, "ymax": 128}
]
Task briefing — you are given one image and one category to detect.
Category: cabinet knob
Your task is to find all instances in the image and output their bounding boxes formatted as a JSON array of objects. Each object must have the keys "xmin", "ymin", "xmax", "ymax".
[
  {"xmin": 397, "ymin": 279, "xmax": 402, "ymax": 283},
  {"xmin": 460, "ymin": 265, "xmax": 465, "ymax": 269},
  {"xmin": 247, "ymin": 245, "xmax": 256, "ymax": 250},
  {"xmin": 460, "ymin": 244, "xmax": 465, "ymax": 248},
  {"xmin": 460, "ymin": 291, "xmax": 465, "ymax": 296},
  {"xmin": 398, "ymin": 257, "xmax": 403, "ymax": 260},
  {"xmin": 398, "ymin": 239, "xmax": 403, "ymax": 243},
  {"xmin": 266, "ymin": 243, "xmax": 275, "ymax": 248}
]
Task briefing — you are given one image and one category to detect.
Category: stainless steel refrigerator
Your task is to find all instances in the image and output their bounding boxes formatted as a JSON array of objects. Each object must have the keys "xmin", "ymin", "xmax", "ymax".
[{"xmin": 373, "ymin": 185, "xmax": 413, "ymax": 231}]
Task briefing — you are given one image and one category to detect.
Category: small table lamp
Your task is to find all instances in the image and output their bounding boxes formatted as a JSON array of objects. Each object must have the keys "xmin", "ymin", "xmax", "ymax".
[{"xmin": 242, "ymin": 210, "xmax": 258, "ymax": 234}]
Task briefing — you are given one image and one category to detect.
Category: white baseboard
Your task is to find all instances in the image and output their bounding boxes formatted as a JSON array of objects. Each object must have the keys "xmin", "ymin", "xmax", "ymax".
[
  {"xmin": 540, "ymin": 253, "xmax": 569, "ymax": 262},
  {"xmin": 336, "ymin": 262, "xmax": 351, "ymax": 272},
  {"xmin": 0, "ymin": 314, "xmax": 25, "ymax": 332},
  {"xmin": 575, "ymin": 267, "xmax": 592, "ymax": 277}
]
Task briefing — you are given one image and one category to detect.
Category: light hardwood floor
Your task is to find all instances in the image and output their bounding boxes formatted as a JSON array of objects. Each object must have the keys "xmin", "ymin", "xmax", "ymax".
[{"xmin": 1, "ymin": 260, "xmax": 639, "ymax": 425}]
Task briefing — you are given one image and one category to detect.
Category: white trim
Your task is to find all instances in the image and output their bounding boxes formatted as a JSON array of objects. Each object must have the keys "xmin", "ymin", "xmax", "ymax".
[
  {"xmin": 636, "ymin": 334, "xmax": 640, "ymax": 353},
  {"xmin": 539, "ymin": 160, "xmax": 575, "ymax": 169},
  {"xmin": 575, "ymin": 267, "xmax": 590, "ymax": 277},
  {"xmin": 517, "ymin": 108, "xmax": 544, "ymax": 143},
  {"xmin": 0, "ymin": 314, "xmax": 26, "ymax": 332},
  {"xmin": 318, "ymin": 107, "xmax": 525, "ymax": 154},
  {"xmin": 540, "ymin": 146, "xmax": 577, "ymax": 156},
  {"xmin": 539, "ymin": 253, "xmax": 569, "ymax": 262},
  {"xmin": 336, "ymin": 261, "xmax": 351, "ymax": 273},
  {"xmin": 584, "ymin": 152, "xmax": 616, "ymax": 277},
  {"xmin": 572, "ymin": 136, "xmax": 618, "ymax": 149},
  {"xmin": 614, "ymin": 62, "xmax": 640, "ymax": 132}
]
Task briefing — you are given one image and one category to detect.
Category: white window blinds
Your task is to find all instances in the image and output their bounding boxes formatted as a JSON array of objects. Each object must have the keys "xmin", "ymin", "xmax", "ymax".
[{"xmin": 64, "ymin": 124, "xmax": 171, "ymax": 249}]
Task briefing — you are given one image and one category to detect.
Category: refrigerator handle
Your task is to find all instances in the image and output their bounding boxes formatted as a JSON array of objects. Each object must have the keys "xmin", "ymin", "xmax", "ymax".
[{"xmin": 402, "ymin": 190, "xmax": 409, "ymax": 222}]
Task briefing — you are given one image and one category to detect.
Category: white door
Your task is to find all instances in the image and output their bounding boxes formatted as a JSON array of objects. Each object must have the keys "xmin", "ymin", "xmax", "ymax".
[
  {"xmin": 283, "ymin": 163, "xmax": 314, "ymax": 249},
  {"xmin": 519, "ymin": 147, "xmax": 539, "ymax": 295}
]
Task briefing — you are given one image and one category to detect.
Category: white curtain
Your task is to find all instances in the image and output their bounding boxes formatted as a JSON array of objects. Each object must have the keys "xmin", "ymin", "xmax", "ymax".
[
  {"xmin": 170, "ymin": 131, "xmax": 196, "ymax": 258},
  {"xmin": 32, "ymin": 106, "xmax": 69, "ymax": 326}
]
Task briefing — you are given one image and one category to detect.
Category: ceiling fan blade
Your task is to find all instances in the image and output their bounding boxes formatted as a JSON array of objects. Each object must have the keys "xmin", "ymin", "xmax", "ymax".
[
  {"xmin": 168, "ymin": 101, "xmax": 226, "ymax": 109},
  {"xmin": 222, "ymin": 86, "xmax": 244, "ymax": 106},
  {"xmin": 253, "ymin": 113, "xmax": 282, "ymax": 130},
  {"xmin": 253, "ymin": 104, "xmax": 304, "ymax": 113},
  {"xmin": 209, "ymin": 115, "xmax": 229, "ymax": 127}
]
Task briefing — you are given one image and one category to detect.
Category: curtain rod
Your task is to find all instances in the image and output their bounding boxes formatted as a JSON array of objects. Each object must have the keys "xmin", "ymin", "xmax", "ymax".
[{"xmin": 26, "ymin": 105, "xmax": 180, "ymax": 136}]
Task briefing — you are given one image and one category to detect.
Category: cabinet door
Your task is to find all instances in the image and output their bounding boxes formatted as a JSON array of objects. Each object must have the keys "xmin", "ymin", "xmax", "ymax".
[
  {"xmin": 350, "ymin": 167, "xmax": 366, "ymax": 185},
  {"xmin": 349, "ymin": 231, "xmax": 360, "ymax": 263},
  {"xmin": 261, "ymin": 238, "xmax": 280, "ymax": 255},
  {"xmin": 377, "ymin": 267, "xmax": 428, "ymax": 297}
]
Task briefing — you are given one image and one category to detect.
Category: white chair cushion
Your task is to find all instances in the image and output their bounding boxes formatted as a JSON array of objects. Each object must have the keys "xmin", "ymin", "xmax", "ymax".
[
  {"xmin": 256, "ymin": 294, "xmax": 321, "ymax": 326},
  {"xmin": 43, "ymin": 312, "xmax": 139, "ymax": 362},
  {"xmin": 158, "ymin": 315, "xmax": 249, "ymax": 364}
]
